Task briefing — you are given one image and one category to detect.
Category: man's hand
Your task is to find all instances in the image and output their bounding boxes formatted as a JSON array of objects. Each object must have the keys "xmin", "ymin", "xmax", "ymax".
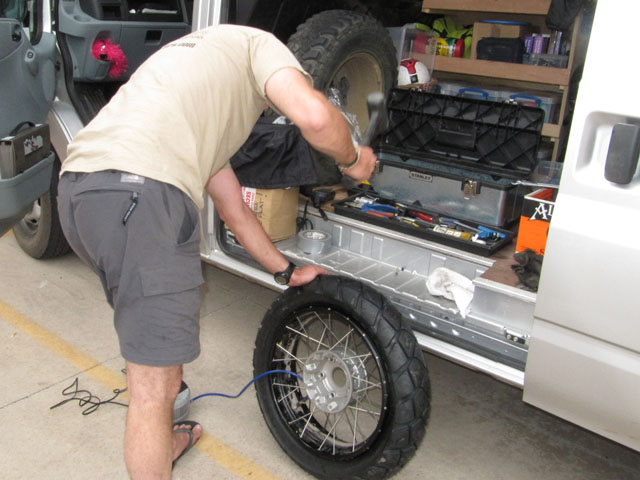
[
  {"xmin": 289, "ymin": 265, "xmax": 329, "ymax": 287},
  {"xmin": 207, "ymin": 168, "xmax": 330, "ymax": 287},
  {"xmin": 341, "ymin": 145, "xmax": 377, "ymax": 184}
]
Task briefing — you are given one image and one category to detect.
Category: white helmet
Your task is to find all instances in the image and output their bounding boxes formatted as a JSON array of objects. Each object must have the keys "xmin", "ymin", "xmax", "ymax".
[{"xmin": 397, "ymin": 59, "xmax": 431, "ymax": 86}]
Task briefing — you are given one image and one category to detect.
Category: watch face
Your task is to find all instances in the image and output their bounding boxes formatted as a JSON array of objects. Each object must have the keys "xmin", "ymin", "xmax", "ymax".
[{"xmin": 274, "ymin": 273, "xmax": 288, "ymax": 285}]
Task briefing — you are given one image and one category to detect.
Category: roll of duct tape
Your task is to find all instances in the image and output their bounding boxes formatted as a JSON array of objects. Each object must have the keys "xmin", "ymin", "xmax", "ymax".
[{"xmin": 297, "ymin": 230, "xmax": 332, "ymax": 255}]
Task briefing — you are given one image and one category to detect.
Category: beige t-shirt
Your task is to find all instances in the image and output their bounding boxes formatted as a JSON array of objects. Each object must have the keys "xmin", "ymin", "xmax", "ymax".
[{"xmin": 62, "ymin": 25, "xmax": 309, "ymax": 209}]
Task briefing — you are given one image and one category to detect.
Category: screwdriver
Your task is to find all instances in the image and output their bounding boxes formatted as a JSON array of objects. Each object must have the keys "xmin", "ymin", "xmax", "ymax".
[{"xmin": 409, "ymin": 211, "xmax": 434, "ymax": 223}]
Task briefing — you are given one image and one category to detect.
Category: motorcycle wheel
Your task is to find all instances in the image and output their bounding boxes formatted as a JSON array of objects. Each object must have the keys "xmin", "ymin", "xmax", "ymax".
[{"xmin": 253, "ymin": 275, "xmax": 430, "ymax": 480}]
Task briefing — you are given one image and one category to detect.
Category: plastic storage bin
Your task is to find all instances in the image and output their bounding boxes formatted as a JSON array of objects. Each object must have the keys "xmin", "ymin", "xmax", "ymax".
[
  {"xmin": 522, "ymin": 53, "xmax": 568, "ymax": 68},
  {"xmin": 437, "ymin": 81, "xmax": 503, "ymax": 102},
  {"xmin": 506, "ymin": 92, "xmax": 559, "ymax": 123},
  {"xmin": 436, "ymin": 81, "xmax": 559, "ymax": 123},
  {"xmin": 387, "ymin": 23, "xmax": 436, "ymax": 69}
]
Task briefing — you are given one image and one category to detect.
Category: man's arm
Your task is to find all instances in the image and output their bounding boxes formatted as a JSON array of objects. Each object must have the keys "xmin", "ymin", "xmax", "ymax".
[
  {"xmin": 206, "ymin": 167, "xmax": 326, "ymax": 286},
  {"xmin": 264, "ymin": 67, "xmax": 377, "ymax": 183}
]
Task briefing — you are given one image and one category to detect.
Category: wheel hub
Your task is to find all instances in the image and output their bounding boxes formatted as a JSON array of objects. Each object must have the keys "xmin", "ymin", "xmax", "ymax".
[{"xmin": 303, "ymin": 348, "xmax": 368, "ymax": 413}]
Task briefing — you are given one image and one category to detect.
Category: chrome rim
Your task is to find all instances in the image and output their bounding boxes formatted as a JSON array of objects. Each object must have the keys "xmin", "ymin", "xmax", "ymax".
[{"xmin": 269, "ymin": 307, "xmax": 387, "ymax": 457}]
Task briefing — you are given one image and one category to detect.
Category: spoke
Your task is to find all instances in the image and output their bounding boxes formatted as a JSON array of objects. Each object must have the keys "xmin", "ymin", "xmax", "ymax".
[
  {"xmin": 277, "ymin": 386, "xmax": 301, "ymax": 405},
  {"xmin": 352, "ymin": 408, "xmax": 371, "ymax": 445},
  {"xmin": 341, "ymin": 404, "xmax": 358, "ymax": 451},
  {"xmin": 330, "ymin": 327, "xmax": 354, "ymax": 351},
  {"xmin": 342, "ymin": 352, "xmax": 373, "ymax": 362},
  {"xmin": 348, "ymin": 404, "xmax": 382, "ymax": 417},
  {"xmin": 289, "ymin": 316, "xmax": 315, "ymax": 353},
  {"xmin": 353, "ymin": 383, "xmax": 382, "ymax": 395},
  {"xmin": 297, "ymin": 314, "xmax": 321, "ymax": 348},
  {"xmin": 316, "ymin": 311, "xmax": 340, "ymax": 345},
  {"xmin": 315, "ymin": 326, "xmax": 327, "ymax": 353},
  {"xmin": 318, "ymin": 411, "xmax": 345, "ymax": 452},
  {"xmin": 272, "ymin": 382, "xmax": 299, "ymax": 389},
  {"xmin": 286, "ymin": 325, "xmax": 331, "ymax": 350},
  {"xmin": 300, "ymin": 405, "xmax": 317, "ymax": 439},
  {"xmin": 350, "ymin": 400, "xmax": 364, "ymax": 451},
  {"xmin": 352, "ymin": 376, "xmax": 381, "ymax": 389},
  {"xmin": 322, "ymin": 411, "xmax": 330, "ymax": 432},
  {"xmin": 288, "ymin": 411, "xmax": 311, "ymax": 426},
  {"xmin": 276, "ymin": 342, "xmax": 307, "ymax": 368}
]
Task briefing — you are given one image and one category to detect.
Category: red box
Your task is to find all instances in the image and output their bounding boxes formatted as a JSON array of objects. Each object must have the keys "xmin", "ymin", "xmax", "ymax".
[{"xmin": 515, "ymin": 188, "xmax": 556, "ymax": 255}]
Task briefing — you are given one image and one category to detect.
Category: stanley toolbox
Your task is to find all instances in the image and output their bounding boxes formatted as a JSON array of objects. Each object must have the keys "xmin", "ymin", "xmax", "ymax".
[{"xmin": 333, "ymin": 88, "xmax": 545, "ymax": 256}]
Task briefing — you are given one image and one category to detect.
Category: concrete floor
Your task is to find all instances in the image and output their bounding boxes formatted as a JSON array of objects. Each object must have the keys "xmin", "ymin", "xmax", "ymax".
[{"xmin": 1, "ymin": 231, "xmax": 639, "ymax": 480}]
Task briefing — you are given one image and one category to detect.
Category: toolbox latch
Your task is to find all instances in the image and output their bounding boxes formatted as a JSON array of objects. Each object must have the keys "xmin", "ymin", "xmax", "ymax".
[{"xmin": 462, "ymin": 180, "xmax": 480, "ymax": 197}]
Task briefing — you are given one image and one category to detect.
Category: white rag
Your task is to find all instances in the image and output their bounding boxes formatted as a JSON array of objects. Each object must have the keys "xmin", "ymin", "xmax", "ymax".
[{"xmin": 426, "ymin": 267, "xmax": 475, "ymax": 318}]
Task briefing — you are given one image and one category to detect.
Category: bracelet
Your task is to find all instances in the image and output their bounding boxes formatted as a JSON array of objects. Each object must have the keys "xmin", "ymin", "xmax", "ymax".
[{"xmin": 338, "ymin": 145, "xmax": 361, "ymax": 173}]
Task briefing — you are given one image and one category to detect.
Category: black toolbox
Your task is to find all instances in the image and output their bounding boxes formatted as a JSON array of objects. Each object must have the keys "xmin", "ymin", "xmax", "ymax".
[
  {"xmin": 332, "ymin": 88, "xmax": 545, "ymax": 256},
  {"xmin": 334, "ymin": 191, "xmax": 514, "ymax": 256}
]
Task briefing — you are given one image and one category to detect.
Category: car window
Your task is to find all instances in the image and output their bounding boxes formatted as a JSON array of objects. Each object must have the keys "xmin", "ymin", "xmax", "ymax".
[
  {"xmin": 0, "ymin": 0, "xmax": 27, "ymax": 22},
  {"xmin": 1, "ymin": 0, "xmax": 42, "ymax": 44}
]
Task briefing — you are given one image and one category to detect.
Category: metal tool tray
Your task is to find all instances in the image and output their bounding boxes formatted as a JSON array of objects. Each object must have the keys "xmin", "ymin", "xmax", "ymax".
[{"xmin": 332, "ymin": 193, "xmax": 514, "ymax": 257}]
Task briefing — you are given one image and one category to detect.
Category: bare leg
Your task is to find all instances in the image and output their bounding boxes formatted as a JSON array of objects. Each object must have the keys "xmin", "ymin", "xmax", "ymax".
[{"xmin": 124, "ymin": 362, "xmax": 201, "ymax": 479}]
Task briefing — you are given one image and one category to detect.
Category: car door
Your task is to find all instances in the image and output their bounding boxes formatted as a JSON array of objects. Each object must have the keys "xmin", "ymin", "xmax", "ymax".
[
  {"xmin": 0, "ymin": 0, "xmax": 56, "ymax": 236},
  {"xmin": 524, "ymin": 0, "xmax": 640, "ymax": 452}
]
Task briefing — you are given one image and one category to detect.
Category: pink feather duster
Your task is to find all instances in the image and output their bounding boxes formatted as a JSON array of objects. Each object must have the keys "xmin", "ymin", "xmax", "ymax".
[{"xmin": 92, "ymin": 38, "xmax": 128, "ymax": 79}]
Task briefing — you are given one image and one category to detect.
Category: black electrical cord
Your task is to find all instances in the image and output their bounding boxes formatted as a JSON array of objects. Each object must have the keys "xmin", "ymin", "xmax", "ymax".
[
  {"xmin": 296, "ymin": 200, "xmax": 314, "ymax": 232},
  {"xmin": 50, "ymin": 377, "xmax": 128, "ymax": 415},
  {"xmin": 51, "ymin": 370, "xmax": 303, "ymax": 415}
]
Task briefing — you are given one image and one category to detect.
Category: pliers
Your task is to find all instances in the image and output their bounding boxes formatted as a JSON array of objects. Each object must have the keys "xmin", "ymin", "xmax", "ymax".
[{"xmin": 361, "ymin": 203, "xmax": 397, "ymax": 218}]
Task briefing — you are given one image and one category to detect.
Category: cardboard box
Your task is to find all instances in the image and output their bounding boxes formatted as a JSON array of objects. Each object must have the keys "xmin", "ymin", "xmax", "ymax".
[
  {"xmin": 471, "ymin": 21, "xmax": 534, "ymax": 59},
  {"xmin": 515, "ymin": 188, "xmax": 556, "ymax": 255},
  {"xmin": 241, "ymin": 187, "xmax": 299, "ymax": 242}
]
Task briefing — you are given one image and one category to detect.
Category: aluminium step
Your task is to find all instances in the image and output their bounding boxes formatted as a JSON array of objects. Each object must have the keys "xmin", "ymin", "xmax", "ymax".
[{"xmin": 280, "ymin": 210, "xmax": 534, "ymax": 385}]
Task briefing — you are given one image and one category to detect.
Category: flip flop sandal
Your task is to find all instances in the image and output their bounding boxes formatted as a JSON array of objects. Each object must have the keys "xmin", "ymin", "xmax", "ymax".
[{"xmin": 172, "ymin": 420, "xmax": 201, "ymax": 469}]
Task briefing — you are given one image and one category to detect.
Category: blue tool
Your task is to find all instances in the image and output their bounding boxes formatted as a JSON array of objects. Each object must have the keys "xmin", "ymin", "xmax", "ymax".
[
  {"xmin": 361, "ymin": 203, "xmax": 397, "ymax": 218},
  {"xmin": 477, "ymin": 225, "xmax": 506, "ymax": 240}
]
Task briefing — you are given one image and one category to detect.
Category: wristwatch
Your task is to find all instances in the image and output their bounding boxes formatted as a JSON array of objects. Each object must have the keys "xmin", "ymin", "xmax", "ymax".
[{"xmin": 274, "ymin": 261, "xmax": 296, "ymax": 285}]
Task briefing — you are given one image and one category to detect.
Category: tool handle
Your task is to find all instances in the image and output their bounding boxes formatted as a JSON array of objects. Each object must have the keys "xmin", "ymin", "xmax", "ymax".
[
  {"xmin": 362, "ymin": 203, "xmax": 396, "ymax": 214},
  {"xmin": 342, "ymin": 92, "xmax": 387, "ymax": 189},
  {"xmin": 360, "ymin": 92, "xmax": 389, "ymax": 146}
]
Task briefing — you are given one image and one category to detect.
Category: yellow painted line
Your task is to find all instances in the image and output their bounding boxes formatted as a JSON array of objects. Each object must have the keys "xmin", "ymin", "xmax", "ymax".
[
  {"xmin": 0, "ymin": 299, "xmax": 280, "ymax": 480},
  {"xmin": 0, "ymin": 299, "xmax": 125, "ymax": 392},
  {"xmin": 2, "ymin": 230, "xmax": 14, "ymax": 237},
  {"xmin": 197, "ymin": 434, "xmax": 280, "ymax": 479}
]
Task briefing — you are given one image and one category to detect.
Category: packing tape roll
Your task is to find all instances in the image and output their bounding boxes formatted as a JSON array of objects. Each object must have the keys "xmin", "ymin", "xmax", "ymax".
[{"xmin": 297, "ymin": 230, "xmax": 332, "ymax": 255}]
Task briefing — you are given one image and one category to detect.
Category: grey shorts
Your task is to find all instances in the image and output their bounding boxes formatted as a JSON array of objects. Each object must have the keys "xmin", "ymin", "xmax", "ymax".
[{"xmin": 57, "ymin": 170, "xmax": 203, "ymax": 367}]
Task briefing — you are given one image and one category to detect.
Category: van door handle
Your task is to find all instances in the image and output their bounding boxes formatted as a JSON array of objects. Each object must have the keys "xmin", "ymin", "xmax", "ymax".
[
  {"xmin": 12, "ymin": 24, "xmax": 22, "ymax": 42},
  {"xmin": 604, "ymin": 123, "xmax": 640, "ymax": 184}
]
